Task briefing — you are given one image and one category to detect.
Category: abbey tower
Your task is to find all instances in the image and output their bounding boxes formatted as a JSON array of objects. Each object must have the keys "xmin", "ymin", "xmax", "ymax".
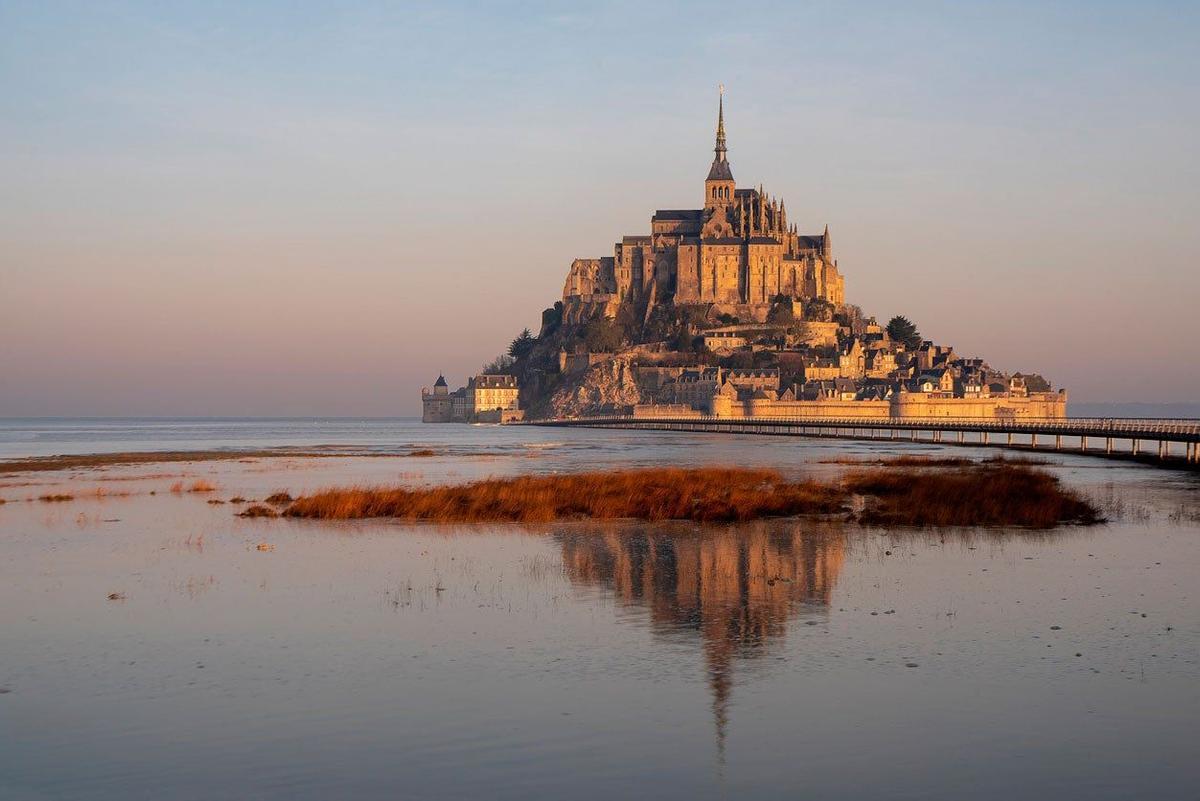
[{"xmin": 561, "ymin": 90, "xmax": 845, "ymax": 325}]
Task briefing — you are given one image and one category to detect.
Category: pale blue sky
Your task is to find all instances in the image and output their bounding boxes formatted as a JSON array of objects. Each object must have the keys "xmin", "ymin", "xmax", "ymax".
[{"xmin": 2, "ymin": 1, "xmax": 1197, "ymax": 415}]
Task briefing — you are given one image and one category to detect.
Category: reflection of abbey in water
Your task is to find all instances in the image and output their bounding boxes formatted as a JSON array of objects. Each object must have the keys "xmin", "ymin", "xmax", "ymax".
[{"xmin": 559, "ymin": 524, "xmax": 845, "ymax": 754}]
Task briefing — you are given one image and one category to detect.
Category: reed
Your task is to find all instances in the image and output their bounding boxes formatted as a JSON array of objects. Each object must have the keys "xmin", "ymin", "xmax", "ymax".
[
  {"xmin": 845, "ymin": 463, "xmax": 1099, "ymax": 528},
  {"xmin": 238, "ymin": 504, "xmax": 279, "ymax": 518},
  {"xmin": 277, "ymin": 464, "xmax": 1100, "ymax": 529},
  {"xmin": 284, "ymin": 468, "xmax": 845, "ymax": 523}
]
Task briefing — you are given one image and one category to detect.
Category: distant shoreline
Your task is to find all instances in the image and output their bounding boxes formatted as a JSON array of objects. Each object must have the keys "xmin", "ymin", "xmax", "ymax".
[{"xmin": 0, "ymin": 448, "xmax": 410, "ymax": 474}]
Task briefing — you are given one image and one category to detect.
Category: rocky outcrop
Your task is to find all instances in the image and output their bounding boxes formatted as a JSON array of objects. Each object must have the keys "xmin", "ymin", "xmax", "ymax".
[{"xmin": 546, "ymin": 357, "xmax": 643, "ymax": 418}]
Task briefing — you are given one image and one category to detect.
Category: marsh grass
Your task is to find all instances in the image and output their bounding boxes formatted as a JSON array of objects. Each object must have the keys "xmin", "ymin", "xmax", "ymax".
[
  {"xmin": 281, "ymin": 462, "xmax": 1100, "ymax": 529},
  {"xmin": 284, "ymin": 468, "xmax": 845, "ymax": 523},
  {"xmin": 38, "ymin": 494, "xmax": 74, "ymax": 503},
  {"xmin": 845, "ymin": 463, "xmax": 1099, "ymax": 528},
  {"xmin": 238, "ymin": 504, "xmax": 279, "ymax": 518}
]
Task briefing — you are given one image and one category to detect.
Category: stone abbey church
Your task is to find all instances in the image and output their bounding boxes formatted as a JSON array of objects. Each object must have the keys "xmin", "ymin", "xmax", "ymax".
[{"xmin": 561, "ymin": 92, "xmax": 845, "ymax": 324}]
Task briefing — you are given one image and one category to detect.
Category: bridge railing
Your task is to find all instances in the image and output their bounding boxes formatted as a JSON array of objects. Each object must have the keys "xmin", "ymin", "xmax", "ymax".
[{"xmin": 534, "ymin": 415, "xmax": 1200, "ymax": 438}]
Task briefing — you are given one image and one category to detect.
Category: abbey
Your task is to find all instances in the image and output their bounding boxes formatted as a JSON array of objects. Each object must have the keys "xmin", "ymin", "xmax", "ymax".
[{"xmin": 562, "ymin": 92, "xmax": 845, "ymax": 325}]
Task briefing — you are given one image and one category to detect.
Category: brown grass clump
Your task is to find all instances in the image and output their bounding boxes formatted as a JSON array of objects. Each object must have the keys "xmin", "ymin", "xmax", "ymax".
[
  {"xmin": 844, "ymin": 463, "xmax": 1099, "ymax": 529},
  {"xmin": 272, "ymin": 464, "xmax": 1100, "ymax": 530},
  {"xmin": 878, "ymin": 455, "xmax": 975, "ymax": 467},
  {"xmin": 264, "ymin": 491, "xmax": 294, "ymax": 506},
  {"xmin": 284, "ymin": 468, "xmax": 846, "ymax": 523},
  {"xmin": 238, "ymin": 504, "xmax": 279, "ymax": 518},
  {"xmin": 85, "ymin": 486, "xmax": 132, "ymax": 498},
  {"xmin": 229, "ymin": 496, "xmax": 247, "ymax": 504},
  {"xmin": 207, "ymin": 499, "xmax": 226, "ymax": 505},
  {"xmin": 188, "ymin": 480, "xmax": 217, "ymax": 493},
  {"xmin": 38, "ymin": 494, "xmax": 74, "ymax": 503},
  {"xmin": 407, "ymin": 449, "xmax": 437, "ymax": 457}
]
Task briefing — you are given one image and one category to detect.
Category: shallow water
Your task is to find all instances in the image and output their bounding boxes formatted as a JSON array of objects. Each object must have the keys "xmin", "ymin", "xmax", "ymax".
[{"xmin": 0, "ymin": 420, "xmax": 1198, "ymax": 799}]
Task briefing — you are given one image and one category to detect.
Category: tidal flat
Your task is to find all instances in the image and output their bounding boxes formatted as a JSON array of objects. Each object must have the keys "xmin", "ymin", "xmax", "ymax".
[{"xmin": 0, "ymin": 420, "xmax": 1198, "ymax": 800}]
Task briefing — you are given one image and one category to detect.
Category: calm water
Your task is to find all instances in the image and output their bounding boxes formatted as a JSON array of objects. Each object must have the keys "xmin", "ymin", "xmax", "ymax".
[{"xmin": 1, "ymin": 419, "xmax": 1198, "ymax": 799}]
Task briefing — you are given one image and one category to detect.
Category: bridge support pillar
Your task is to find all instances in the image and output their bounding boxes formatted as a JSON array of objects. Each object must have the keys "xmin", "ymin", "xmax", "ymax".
[
  {"xmin": 1031, "ymin": 433, "xmax": 1037, "ymax": 449},
  {"xmin": 957, "ymin": 431, "xmax": 964, "ymax": 444},
  {"xmin": 1081, "ymin": 435, "xmax": 1088, "ymax": 451},
  {"xmin": 1106, "ymin": 437, "xmax": 1113, "ymax": 454},
  {"xmin": 982, "ymin": 432, "xmax": 989, "ymax": 445},
  {"xmin": 1007, "ymin": 432, "xmax": 1013, "ymax": 446},
  {"xmin": 1132, "ymin": 439, "xmax": 1139, "ymax": 456},
  {"xmin": 1055, "ymin": 435, "xmax": 1062, "ymax": 450}
]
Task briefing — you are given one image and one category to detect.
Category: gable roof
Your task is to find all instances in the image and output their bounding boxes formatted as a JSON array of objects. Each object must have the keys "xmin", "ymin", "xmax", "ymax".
[
  {"xmin": 654, "ymin": 209, "xmax": 703, "ymax": 221},
  {"xmin": 706, "ymin": 158, "xmax": 734, "ymax": 181}
]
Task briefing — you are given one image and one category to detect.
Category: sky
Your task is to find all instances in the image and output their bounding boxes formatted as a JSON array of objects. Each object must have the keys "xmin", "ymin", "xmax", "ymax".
[{"xmin": 1, "ymin": 0, "xmax": 1197, "ymax": 416}]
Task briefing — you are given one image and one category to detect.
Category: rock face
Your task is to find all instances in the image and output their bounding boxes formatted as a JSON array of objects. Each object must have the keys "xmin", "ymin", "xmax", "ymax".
[{"xmin": 547, "ymin": 357, "xmax": 643, "ymax": 418}]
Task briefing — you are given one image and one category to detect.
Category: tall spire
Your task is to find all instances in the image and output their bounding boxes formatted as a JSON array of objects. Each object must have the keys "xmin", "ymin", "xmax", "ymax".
[
  {"xmin": 705, "ymin": 84, "xmax": 734, "ymax": 184},
  {"xmin": 715, "ymin": 84, "xmax": 727, "ymax": 158}
]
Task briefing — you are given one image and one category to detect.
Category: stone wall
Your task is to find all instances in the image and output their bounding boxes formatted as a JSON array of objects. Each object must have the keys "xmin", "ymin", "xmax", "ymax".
[
  {"xmin": 889, "ymin": 392, "xmax": 1067, "ymax": 419},
  {"xmin": 717, "ymin": 399, "xmax": 891, "ymax": 419},
  {"xmin": 559, "ymin": 351, "xmax": 614, "ymax": 376}
]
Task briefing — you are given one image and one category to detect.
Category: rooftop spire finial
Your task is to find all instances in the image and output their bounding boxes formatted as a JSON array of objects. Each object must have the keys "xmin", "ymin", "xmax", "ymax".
[{"xmin": 715, "ymin": 84, "xmax": 727, "ymax": 157}]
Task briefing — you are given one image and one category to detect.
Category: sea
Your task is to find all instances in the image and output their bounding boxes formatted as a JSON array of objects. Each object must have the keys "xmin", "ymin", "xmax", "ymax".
[{"xmin": 0, "ymin": 417, "xmax": 1197, "ymax": 800}]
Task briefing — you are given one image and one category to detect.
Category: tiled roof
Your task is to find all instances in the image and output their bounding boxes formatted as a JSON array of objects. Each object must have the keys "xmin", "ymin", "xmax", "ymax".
[
  {"xmin": 473, "ymin": 374, "xmax": 518, "ymax": 388},
  {"xmin": 654, "ymin": 209, "xmax": 703, "ymax": 221},
  {"xmin": 706, "ymin": 159, "xmax": 734, "ymax": 181}
]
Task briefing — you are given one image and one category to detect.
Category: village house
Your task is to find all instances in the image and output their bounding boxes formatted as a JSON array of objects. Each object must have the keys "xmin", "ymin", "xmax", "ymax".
[{"xmin": 422, "ymin": 374, "xmax": 522, "ymax": 423}]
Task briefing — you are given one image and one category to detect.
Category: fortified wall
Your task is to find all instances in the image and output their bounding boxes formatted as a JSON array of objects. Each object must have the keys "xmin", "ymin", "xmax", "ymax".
[{"xmin": 633, "ymin": 390, "xmax": 1067, "ymax": 421}]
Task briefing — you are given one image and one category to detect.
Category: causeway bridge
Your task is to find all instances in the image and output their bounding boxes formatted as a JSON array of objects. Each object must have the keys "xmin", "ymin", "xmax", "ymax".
[{"xmin": 525, "ymin": 416, "xmax": 1200, "ymax": 468}]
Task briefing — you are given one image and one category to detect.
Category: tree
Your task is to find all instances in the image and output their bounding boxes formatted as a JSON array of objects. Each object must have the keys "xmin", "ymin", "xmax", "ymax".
[
  {"xmin": 886, "ymin": 316, "xmax": 923, "ymax": 350},
  {"xmin": 841, "ymin": 304, "xmax": 867, "ymax": 335},
  {"xmin": 752, "ymin": 350, "xmax": 779, "ymax": 368},
  {"xmin": 540, "ymin": 302, "xmax": 563, "ymax": 336},
  {"xmin": 719, "ymin": 351, "xmax": 755, "ymax": 369},
  {"xmin": 481, "ymin": 354, "xmax": 515, "ymax": 374},
  {"xmin": 766, "ymin": 299, "xmax": 795, "ymax": 325},
  {"xmin": 804, "ymin": 299, "xmax": 835, "ymax": 323},
  {"xmin": 508, "ymin": 328, "xmax": 536, "ymax": 359},
  {"xmin": 581, "ymin": 318, "xmax": 623, "ymax": 353},
  {"xmin": 1016, "ymin": 372, "xmax": 1052, "ymax": 392}
]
